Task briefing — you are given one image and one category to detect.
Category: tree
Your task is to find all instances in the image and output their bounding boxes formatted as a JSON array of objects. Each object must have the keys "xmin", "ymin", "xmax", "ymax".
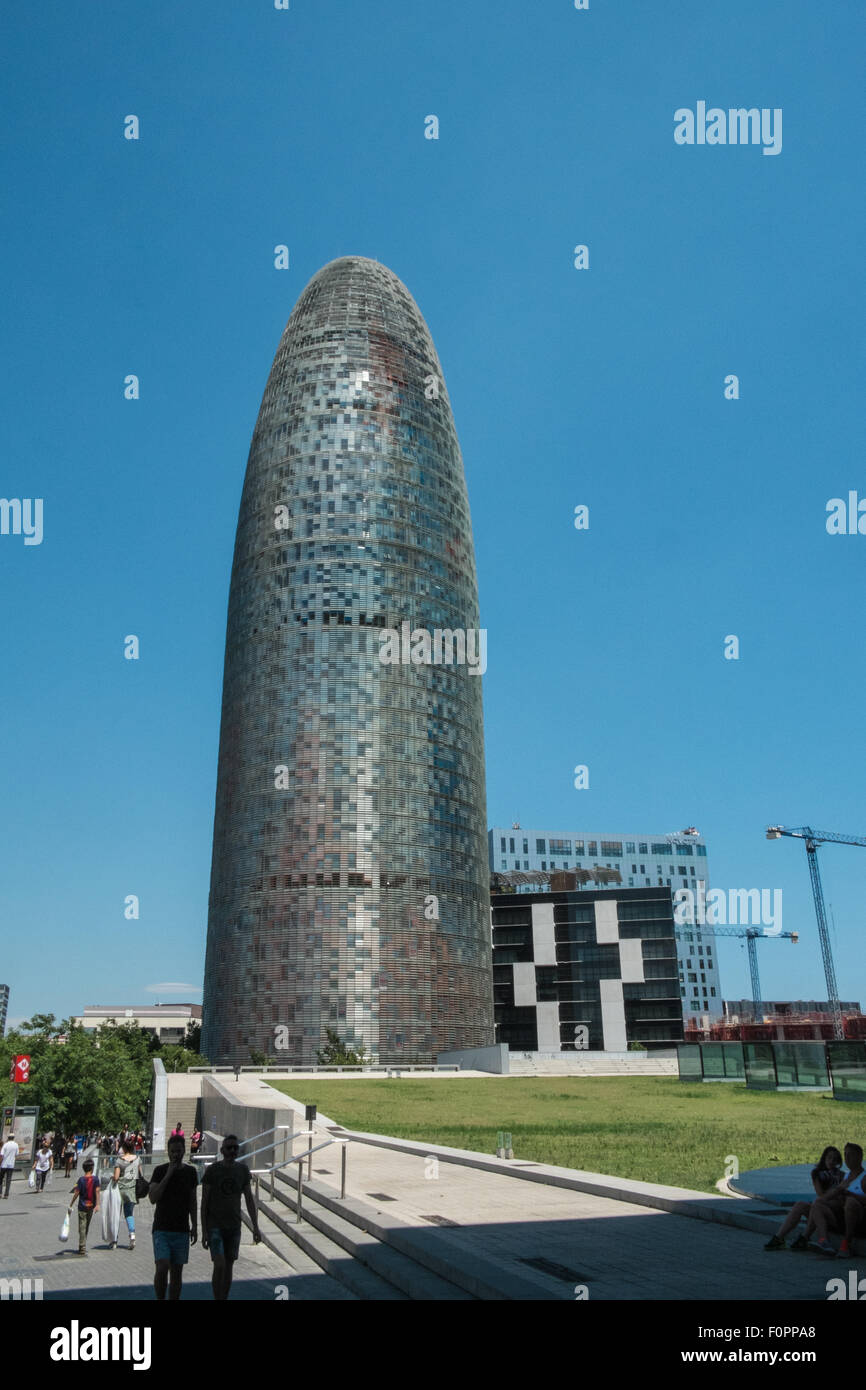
[
  {"xmin": 158, "ymin": 1045, "xmax": 207, "ymax": 1073},
  {"xmin": 184, "ymin": 1021, "xmax": 202, "ymax": 1053},
  {"xmin": 248, "ymin": 1047, "xmax": 269, "ymax": 1066},
  {"xmin": 315, "ymin": 1029, "xmax": 369, "ymax": 1066}
]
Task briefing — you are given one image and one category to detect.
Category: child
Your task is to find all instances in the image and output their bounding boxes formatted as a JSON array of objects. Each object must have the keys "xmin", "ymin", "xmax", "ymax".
[{"xmin": 70, "ymin": 1157, "xmax": 101, "ymax": 1255}]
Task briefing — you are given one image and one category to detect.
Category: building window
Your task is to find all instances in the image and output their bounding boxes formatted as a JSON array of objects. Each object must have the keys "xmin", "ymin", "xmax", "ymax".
[
  {"xmin": 574, "ymin": 840, "xmax": 584, "ymax": 855},
  {"xmin": 588, "ymin": 842, "xmax": 597, "ymax": 856},
  {"xmin": 639, "ymin": 843, "xmax": 648, "ymax": 854},
  {"xmin": 500, "ymin": 837, "xmax": 506, "ymax": 851},
  {"xmin": 710, "ymin": 987, "xmax": 716, "ymax": 997},
  {"xmin": 541, "ymin": 861, "xmax": 546, "ymax": 871},
  {"xmin": 626, "ymin": 842, "xmax": 635, "ymax": 853},
  {"xmin": 536, "ymin": 839, "xmax": 546, "ymax": 854},
  {"xmin": 651, "ymin": 843, "xmax": 672, "ymax": 856},
  {"xmin": 549, "ymin": 839, "xmax": 571, "ymax": 855},
  {"xmin": 600, "ymin": 841, "xmax": 622, "ymax": 856},
  {"xmin": 523, "ymin": 839, "xmax": 528, "ymax": 854},
  {"xmin": 688, "ymin": 973, "xmax": 697, "ymax": 983},
  {"xmin": 509, "ymin": 838, "xmax": 515, "ymax": 853}
]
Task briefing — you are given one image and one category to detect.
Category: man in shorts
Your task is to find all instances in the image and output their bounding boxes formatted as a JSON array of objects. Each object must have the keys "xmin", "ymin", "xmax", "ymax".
[
  {"xmin": 200, "ymin": 1134, "xmax": 261, "ymax": 1300},
  {"xmin": 149, "ymin": 1134, "xmax": 198, "ymax": 1299}
]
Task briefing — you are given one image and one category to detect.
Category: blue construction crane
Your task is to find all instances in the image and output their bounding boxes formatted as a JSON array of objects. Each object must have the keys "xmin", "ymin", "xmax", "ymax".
[
  {"xmin": 766, "ymin": 825, "xmax": 866, "ymax": 1041},
  {"xmin": 676, "ymin": 924, "xmax": 798, "ymax": 1009}
]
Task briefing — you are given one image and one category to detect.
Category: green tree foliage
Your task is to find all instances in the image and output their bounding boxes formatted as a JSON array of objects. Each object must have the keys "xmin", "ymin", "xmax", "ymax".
[
  {"xmin": 315, "ymin": 1029, "xmax": 369, "ymax": 1066},
  {"xmin": 0, "ymin": 1015, "xmax": 208, "ymax": 1134}
]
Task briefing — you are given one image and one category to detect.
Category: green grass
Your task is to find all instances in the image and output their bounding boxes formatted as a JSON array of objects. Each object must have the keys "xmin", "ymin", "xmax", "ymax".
[{"xmin": 267, "ymin": 1076, "xmax": 852, "ymax": 1193}]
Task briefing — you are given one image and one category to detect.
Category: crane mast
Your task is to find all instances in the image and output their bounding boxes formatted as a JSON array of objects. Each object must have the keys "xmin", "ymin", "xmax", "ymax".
[{"xmin": 766, "ymin": 824, "xmax": 866, "ymax": 1041}]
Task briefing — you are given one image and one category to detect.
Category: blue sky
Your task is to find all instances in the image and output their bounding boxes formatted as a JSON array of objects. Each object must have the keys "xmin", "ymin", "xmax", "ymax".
[{"xmin": 2, "ymin": 0, "xmax": 864, "ymax": 1025}]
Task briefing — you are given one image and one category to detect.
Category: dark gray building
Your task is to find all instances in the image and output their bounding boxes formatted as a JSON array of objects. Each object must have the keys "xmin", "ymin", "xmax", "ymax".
[
  {"xmin": 202, "ymin": 257, "xmax": 492, "ymax": 1065},
  {"xmin": 492, "ymin": 887, "xmax": 684, "ymax": 1051}
]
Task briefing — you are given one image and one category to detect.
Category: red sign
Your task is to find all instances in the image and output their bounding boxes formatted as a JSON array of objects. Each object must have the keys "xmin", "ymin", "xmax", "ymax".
[{"xmin": 11, "ymin": 1056, "xmax": 30, "ymax": 1084}]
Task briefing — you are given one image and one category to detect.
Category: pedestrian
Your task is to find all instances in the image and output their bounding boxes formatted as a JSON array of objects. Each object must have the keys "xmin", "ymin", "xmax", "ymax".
[
  {"xmin": 170, "ymin": 1121, "xmax": 185, "ymax": 1140},
  {"xmin": 148, "ymin": 1134, "xmax": 198, "ymax": 1301},
  {"xmin": 71, "ymin": 1157, "xmax": 100, "ymax": 1255},
  {"xmin": 111, "ymin": 1139, "xmax": 141, "ymax": 1250},
  {"xmin": 1, "ymin": 1134, "xmax": 19, "ymax": 1198},
  {"xmin": 63, "ymin": 1136, "xmax": 76, "ymax": 1178},
  {"xmin": 200, "ymin": 1134, "xmax": 261, "ymax": 1301},
  {"xmin": 190, "ymin": 1128, "xmax": 202, "ymax": 1157},
  {"xmin": 32, "ymin": 1139, "xmax": 53, "ymax": 1193},
  {"xmin": 134, "ymin": 1131, "xmax": 144, "ymax": 1154}
]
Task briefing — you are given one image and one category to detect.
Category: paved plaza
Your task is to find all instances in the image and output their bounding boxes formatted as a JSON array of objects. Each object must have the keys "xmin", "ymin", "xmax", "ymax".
[
  {"xmin": 0, "ymin": 1170, "xmax": 351, "ymax": 1301},
  {"xmin": 1, "ymin": 1143, "xmax": 860, "ymax": 1301}
]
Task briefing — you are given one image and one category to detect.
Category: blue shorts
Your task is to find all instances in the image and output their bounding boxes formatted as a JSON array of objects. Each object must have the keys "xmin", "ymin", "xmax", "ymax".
[
  {"xmin": 207, "ymin": 1227, "xmax": 241, "ymax": 1261},
  {"xmin": 152, "ymin": 1230, "xmax": 190, "ymax": 1265}
]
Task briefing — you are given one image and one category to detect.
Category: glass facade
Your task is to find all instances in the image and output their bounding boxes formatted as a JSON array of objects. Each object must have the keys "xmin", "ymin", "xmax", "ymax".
[
  {"xmin": 202, "ymin": 257, "xmax": 492, "ymax": 1065},
  {"xmin": 491, "ymin": 888, "xmax": 683, "ymax": 1051}
]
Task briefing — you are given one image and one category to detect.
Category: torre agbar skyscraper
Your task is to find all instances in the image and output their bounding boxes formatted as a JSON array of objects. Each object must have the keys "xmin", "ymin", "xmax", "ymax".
[{"xmin": 201, "ymin": 257, "xmax": 493, "ymax": 1065}]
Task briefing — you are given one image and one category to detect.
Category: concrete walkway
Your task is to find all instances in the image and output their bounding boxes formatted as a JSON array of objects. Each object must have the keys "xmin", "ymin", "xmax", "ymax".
[
  {"xmin": 304, "ymin": 1138, "xmax": 863, "ymax": 1301},
  {"xmin": 0, "ymin": 1171, "xmax": 352, "ymax": 1301},
  {"xmin": 3, "ymin": 1148, "xmax": 860, "ymax": 1301}
]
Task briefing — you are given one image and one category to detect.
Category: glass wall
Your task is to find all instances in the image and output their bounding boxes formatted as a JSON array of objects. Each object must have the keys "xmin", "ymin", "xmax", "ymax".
[
  {"xmin": 743, "ymin": 1043, "xmax": 777, "ymax": 1089},
  {"xmin": 828, "ymin": 1042, "xmax": 866, "ymax": 1102}
]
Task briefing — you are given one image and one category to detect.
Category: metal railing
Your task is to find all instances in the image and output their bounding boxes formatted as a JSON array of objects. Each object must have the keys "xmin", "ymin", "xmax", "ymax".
[
  {"xmin": 188, "ymin": 1063, "xmax": 460, "ymax": 1074},
  {"xmin": 191, "ymin": 1124, "xmax": 349, "ymax": 1223},
  {"xmin": 252, "ymin": 1134, "xmax": 350, "ymax": 1224}
]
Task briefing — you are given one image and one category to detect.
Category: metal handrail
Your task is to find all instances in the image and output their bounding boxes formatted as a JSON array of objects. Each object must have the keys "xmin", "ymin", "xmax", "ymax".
[
  {"xmin": 237, "ymin": 1123, "xmax": 292, "ymax": 1154},
  {"xmin": 251, "ymin": 1135, "xmax": 349, "ymax": 1223},
  {"xmin": 191, "ymin": 1129, "xmax": 313, "ymax": 1168}
]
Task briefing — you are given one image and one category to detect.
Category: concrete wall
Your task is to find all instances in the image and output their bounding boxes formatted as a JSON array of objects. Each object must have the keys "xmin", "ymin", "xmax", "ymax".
[
  {"xmin": 201, "ymin": 1075, "xmax": 296, "ymax": 1162},
  {"xmin": 437, "ymin": 1044, "xmax": 511, "ymax": 1074}
]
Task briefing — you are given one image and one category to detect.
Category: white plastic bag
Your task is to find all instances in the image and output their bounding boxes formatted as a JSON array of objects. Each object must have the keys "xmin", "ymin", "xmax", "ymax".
[
  {"xmin": 27, "ymin": 1170, "xmax": 36, "ymax": 1190},
  {"xmin": 60, "ymin": 1208, "xmax": 71, "ymax": 1242}
]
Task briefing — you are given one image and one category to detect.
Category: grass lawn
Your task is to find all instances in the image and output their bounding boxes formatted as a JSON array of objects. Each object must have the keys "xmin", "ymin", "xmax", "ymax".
[{"xmin": 267, "ymin": 1076, "xmax": 856, "ymax": 1193}]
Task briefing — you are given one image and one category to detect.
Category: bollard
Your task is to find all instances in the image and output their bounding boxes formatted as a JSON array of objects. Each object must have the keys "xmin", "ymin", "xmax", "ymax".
[
  {"xmin": 296, "ymin": 1166, "xmax": 303, "ymax": 1223},
  {"xmin": 341, "ymin": 1142, "xmax": 347, "ymax": 1199}
]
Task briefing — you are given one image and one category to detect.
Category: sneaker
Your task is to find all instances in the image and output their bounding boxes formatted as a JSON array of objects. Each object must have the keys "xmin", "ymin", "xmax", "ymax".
[
  {"xmin": 129, "ymin": 1235, "xmax": 136, "ymax": 1250},
  {"xmin": 789, "ymin": 1235, "xmax": 810, "ymax": 1252},
  {"xmin": 764, "ymin": 1235, "xmax": 786, "ymax": 1250},
  {"xmin": 813, "ymin": 1238, "xmax": 836, "ymax": 1256},
  {"xmin": 836, "ymin": 1240, "xmax": 851, "ymax": 1259}
]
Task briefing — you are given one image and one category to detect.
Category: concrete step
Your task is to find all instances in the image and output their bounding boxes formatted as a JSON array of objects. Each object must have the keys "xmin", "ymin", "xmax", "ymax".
[
  {"xmin": 265, "ymin": 1171, "xmax": 474, "ymax": 1300},
  {"xmin": 271, "ymin": 1166, "xmax": 568, "ymax": 1300},
  {"xmin": 245, "ymin": 1203, "xmax": 374, "ymax": 1299},
  {"xmin": 240, "ymin": 1207, "xmax": 360, "ymax": 1298}
]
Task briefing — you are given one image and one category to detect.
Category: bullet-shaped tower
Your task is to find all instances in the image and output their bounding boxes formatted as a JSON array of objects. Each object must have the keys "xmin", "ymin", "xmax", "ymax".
[{"xmin": 202, "ymin": 257, "xmax": 493, "ymax": 1065}]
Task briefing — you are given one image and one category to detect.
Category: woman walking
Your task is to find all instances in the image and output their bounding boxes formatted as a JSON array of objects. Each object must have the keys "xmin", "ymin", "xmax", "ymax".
[
  {"xmin": 111, "ymin": 1138, "xmax": 141, "ymax": 1250},
  {"xmin": 63, "ymin": 1136, "xmax": 76, "ymax": 1179}
]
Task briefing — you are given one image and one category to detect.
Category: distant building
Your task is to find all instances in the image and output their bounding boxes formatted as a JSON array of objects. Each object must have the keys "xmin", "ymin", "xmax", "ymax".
[
  {"xmin": 724, "ymin": 999, "xmax": 861, "ymax": 1021},
  {"xmin": 491, "ymin": 886, "xmax": 684, "ymax": 1052},
  {"xmin": 0, "ymin": 985, "xmax": 8, "ymax": 1036},
  {"xmin": 490, "ymin": 825, "xmax": 721, "ymax": 1016},
  {"xmin": 72, "ymin": 1004, "xmax": 201, "ymax": 1044}
]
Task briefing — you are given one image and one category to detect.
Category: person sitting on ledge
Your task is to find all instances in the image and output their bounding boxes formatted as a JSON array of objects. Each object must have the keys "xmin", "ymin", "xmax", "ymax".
[
  {"xmin": 807, "ymin": 1142, "xmax": 865, "ymax": 1256},
  {"xmin": 832, "ymin": 1143, "xmax": 866, "ymax": 1259},
  {"xmin": 764, "ymin": 1146, "xmax": 843, "ymax": 1251}
]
